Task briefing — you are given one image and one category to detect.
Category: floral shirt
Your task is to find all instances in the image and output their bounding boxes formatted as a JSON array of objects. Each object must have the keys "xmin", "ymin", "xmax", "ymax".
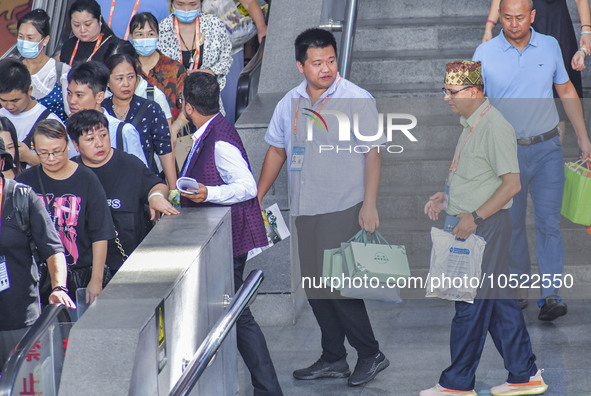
[
  {"xmin": 158, "ymin": 13, "xmax": 232, "ymax": 90},
  {"xmin": 144, "ymin": 51, "xmax": 186, "ymax": 120}
]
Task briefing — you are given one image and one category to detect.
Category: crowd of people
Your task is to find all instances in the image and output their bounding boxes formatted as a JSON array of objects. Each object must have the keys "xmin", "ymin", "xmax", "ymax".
[{"xmin": 0, "ymin": 0, "xmax": 589, "ymax": 395}]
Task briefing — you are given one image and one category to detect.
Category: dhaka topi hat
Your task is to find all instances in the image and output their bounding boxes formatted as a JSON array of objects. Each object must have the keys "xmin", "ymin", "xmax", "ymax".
[{"xmin": 445, "ymin": 60, "xmax": 483, "ymax": 86}]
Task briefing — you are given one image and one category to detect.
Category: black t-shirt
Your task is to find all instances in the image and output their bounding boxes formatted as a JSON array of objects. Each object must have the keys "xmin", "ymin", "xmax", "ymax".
[
  {"xmin": 17, "ymin": 164, "xmax": 115, "ymax": 269},
  {"xmin": 59, "ymin": 35, "xmax": 119, "ymax": 67},
  {"xmin": 77, "ymin": 150, "xmax": 163, "ymax": 272},
  {"xmin": 0, "ymin": 178, "xmax": 64, "ymax": 330}
]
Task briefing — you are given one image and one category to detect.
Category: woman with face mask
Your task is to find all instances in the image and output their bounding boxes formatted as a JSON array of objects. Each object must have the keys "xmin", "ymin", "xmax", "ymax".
[
  {"xmin": 59, "ymin": 0, "xmax": 119, "ymax": 67},
  {"xmin": 158, "ymin": 0, "xmax": 232, "ymax": 110},
  {"xmin": 17, "ymin": 9, "xmax": 71, "ymax": 122},
  {"xmin": 129, "ymin": 13, "xmax": 187, "ymax": 137}
]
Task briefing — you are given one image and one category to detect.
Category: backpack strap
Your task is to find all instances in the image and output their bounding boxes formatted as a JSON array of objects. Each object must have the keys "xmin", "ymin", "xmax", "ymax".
[
  {"xmin": 130, "ymin": 100, "xmax": 151, "ymax": 129},
  {"xmin": 55, "ymin": 61, "xmax": 64, "ymax": 87},
  {"xmin": 146, "ymin": 84, "xmax": 155, "ymax": 102},
  {"xmin": 11, "ymin": 181, "xmax": 41, "ymax": 263},
  {"xmin": 23, "ymin": 108, "xmax": 52, "ymax": 149},
  {"xmin": 116, "ymin": 122, "xmax": 125, "ymax": 150}
]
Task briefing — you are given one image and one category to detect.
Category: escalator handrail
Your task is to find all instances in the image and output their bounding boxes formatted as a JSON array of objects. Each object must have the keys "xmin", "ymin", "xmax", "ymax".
[
  {"xmin": 0, "ymin": 304, "xmax": 71, "ymax": 396},
  {"xmin": 169, "ymin": 269, "xmax": 264, "ymax": 396},
  {"xmin": 235, "ymin": 36, "xmax": 266, "ymax": 121}
]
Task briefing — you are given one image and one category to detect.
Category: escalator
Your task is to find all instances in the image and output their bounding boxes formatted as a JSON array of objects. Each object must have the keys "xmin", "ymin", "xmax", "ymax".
[{"xmin": 0, "ymin": 304, "xmax": 72, "ymax": 396}]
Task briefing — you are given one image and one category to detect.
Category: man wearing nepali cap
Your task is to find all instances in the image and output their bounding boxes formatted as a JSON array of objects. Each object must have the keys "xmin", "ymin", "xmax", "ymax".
[{"xmin": 421, "ymin": 61, "xmax": 547, "ymax": 396}]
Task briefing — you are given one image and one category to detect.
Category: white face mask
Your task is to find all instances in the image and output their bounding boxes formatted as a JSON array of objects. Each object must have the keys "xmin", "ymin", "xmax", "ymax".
[
  {"xmin": 17, "ymin": 38, "xmax": 44, "ymax": 59},
  {"xmin": 132, "ymin": 38, "xmax": 159, "ymax": 57}
]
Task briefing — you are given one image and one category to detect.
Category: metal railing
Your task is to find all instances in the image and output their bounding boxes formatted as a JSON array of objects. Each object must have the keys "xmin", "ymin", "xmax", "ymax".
[
  {"xmin": 319, "ymin": 0, "xmax": 359, "ymax": 80},
  {"xmin": 0, "ymin": 304, "xmax": 72, "ymax": 396},
  {"xmin": 169, "ymin": 269, "xmax": 264, "ymax": 396}
]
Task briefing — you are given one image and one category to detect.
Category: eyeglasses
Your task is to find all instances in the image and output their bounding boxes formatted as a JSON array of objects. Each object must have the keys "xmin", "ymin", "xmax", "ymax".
[
  {"xmin": 442, "ymin": 86, "xmax": 474, "ymax": 96},
  {"xmin": 37, "ymin": 145, "xmax": 68, "ymax": 160}
]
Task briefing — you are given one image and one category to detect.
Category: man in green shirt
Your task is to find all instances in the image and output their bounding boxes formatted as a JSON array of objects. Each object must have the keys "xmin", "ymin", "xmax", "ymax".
[{"xmin": 421, "ymin": 61, "xmax": 547, "ymax": 396}]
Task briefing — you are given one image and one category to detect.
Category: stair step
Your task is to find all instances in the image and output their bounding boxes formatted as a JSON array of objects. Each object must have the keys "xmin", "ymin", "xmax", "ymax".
[{"xmin": 357, "ymin": 0, "xmax": 492, "ymax": 20}]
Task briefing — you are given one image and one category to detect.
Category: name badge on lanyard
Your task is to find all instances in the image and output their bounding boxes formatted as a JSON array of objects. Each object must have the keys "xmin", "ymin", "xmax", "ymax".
[
  {"xmin": 290, "ymin": 146, "xmax": 305, "ymax": 171},
  {"xmin": 0, "ymin": 256, "xmax": 9, "ymax": 293}
]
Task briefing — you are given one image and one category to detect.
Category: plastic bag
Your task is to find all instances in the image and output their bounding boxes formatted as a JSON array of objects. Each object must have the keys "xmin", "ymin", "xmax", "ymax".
[{"xmin": 425, "ymin": 227, "xmax": 486, "ymax": 302}]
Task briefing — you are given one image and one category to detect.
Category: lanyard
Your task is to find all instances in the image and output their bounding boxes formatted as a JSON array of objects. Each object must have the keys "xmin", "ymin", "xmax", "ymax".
[
  {"xmin": 180, "ymin": 134, "xmax": 204, "ymax": 177},
  {"xmin": 174, "ymin": 15, "xmax": 201, "ymax": 70},
  {"xmin": 69, "ymin": 33, "xmax": 108, "ymax": 66},
  {"xmin": 293, "ymin": 75, "xmax": 341, "ymax": 133},
  {"xmin": 108, "ymin": 0, "xmax": 142, "ymax": 41},
  {"xmin": 0, "ymin": 178, "xmax": 3, "ymax": 234},
  {"xmin": 449, "ymin": 104, "xmax": 492, "ymax": 173}
]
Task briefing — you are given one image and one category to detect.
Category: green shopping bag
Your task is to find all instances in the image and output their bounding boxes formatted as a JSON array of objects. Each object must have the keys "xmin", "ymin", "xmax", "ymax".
[
  {"xmin": 322, "ymin": 247, "xmax": 343, "ymax": 290},
  {"xmin": 561, "ymin": 159, "xmax": 591, "ymax": 226},
  {"xmin": 347, "ymin": 230, "xmax": 411, "ymax": 282}
]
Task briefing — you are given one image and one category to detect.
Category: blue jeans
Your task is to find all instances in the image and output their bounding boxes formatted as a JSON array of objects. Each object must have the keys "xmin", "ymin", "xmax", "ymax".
[{"xmin": 509, "ymin": 135, "xmax": 565, "ymax": 299}]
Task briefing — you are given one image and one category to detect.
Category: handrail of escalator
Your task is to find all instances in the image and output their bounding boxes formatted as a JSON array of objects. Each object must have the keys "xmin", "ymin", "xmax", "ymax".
[
  {"xmin": 169, "ymin": 269, "xmax": 264, "ymax": 396},
  {"xmin": 235, "ymin": 36, "xmax": 266, "ymax": 121},
  {"xmin": 0, "ymin": 304, "xmax": 72, "ymax": 396}
]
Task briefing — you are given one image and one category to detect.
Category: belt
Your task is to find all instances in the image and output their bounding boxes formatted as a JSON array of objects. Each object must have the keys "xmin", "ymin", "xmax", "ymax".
[{"xmin": 516, "ymin": 127, "xmax": 559, "ymax": 146}]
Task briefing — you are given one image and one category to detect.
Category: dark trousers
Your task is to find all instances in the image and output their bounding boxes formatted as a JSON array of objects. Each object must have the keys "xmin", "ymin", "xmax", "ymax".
[
  {"xmin": 295, "ymin": 203, "xmax": 380, "ymax": 363},
  {"xmin": 439, "ymin": 210, "xmax": 538, "ymax": 390},
  {"xmin": 234, "ymin": 254, "xmax": 283, "ymax": 396}
]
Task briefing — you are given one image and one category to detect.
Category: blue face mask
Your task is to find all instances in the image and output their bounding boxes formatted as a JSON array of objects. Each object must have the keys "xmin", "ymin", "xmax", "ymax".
[
  {"xmin": 133, "ymin": 38, "xmax": 159, "ymax": 57},
  {"xmin": 174, "ymin": 8, "xmax": 200, "ymax": 23},
  {"xmin": 17, "ymin": 39, "xmax": 43, "ymax": 59}
]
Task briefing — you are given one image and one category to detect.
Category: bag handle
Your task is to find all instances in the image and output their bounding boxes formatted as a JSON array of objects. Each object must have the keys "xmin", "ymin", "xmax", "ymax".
[
  {"xmin": 348, "ymin": 229, "xmax": 393, "ymax": 248},
  {"xmin": 569, "ymin": 158, "xmax": 590, "ymax": 172}
]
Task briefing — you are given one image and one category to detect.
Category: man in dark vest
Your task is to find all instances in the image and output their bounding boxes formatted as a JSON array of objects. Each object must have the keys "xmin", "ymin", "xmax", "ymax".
[{"xmin": 179, "ymin": 71, "xmax": 283, "ymax": 396}]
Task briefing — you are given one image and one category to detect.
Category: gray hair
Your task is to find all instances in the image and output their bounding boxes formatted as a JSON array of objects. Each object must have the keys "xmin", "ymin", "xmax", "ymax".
[{"xmin": 499, "ymin": 0, "xmax": 534, "ymax": 11}]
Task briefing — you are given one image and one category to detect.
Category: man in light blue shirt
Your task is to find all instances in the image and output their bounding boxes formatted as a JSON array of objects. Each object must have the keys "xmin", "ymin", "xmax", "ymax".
[
  {"xmin": 473, "ymin": 0, "xmax": 591, "ymax": 321},
  {"xmin": 258, "ymin": 28, "xmax": 388, "ymax": 388},
  {"xmin": 66, "ymin": 61, "xmax": 148, "ymax": 167}
]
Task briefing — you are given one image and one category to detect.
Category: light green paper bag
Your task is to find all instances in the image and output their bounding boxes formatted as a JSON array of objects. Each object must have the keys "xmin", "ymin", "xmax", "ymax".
[{"xmin": 561, "ymin": 160, "xmax": 591, "ymax": 226}]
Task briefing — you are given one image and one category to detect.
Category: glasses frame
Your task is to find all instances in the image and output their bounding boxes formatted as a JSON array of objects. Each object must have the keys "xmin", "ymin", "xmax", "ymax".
[
  {"xmin": 442, "ymin": 86, "xmax": 474, "ymax": 96},
  {"xmin": 37, "ymin": 145, "xmax": 69, "ymax": 161}
]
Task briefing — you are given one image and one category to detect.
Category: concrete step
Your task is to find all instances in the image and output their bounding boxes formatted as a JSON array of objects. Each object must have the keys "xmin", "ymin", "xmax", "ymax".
[
  {"xmin": 357, "ymin": 0, "xmax": 491, "ymax": 20},
  {"xmin": 356, "ymin": 16, "xmax": 487, "ymax": 52}
]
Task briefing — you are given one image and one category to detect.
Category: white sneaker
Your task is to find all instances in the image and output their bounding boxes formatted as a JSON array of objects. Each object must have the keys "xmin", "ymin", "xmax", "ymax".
[
  {"xmin": 420, "ymin": 384, "xmax": 478, "ymax": 396},
  {"xmin": 490, "ymin": 369, "xmax": 548, "ymax": 395}
]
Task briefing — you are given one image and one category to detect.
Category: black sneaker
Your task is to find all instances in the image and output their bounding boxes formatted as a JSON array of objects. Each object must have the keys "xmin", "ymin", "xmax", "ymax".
[
  {"xmin": 538, "ymin": 296, "xmax": 568, "ymax": 321},
  {"xmin": 347, "ymin": 351, "xmax": 389, "ymax": 387},
  {"xmin": 292, "ymin": 357, "xmax": 350, "ymax": 380}
]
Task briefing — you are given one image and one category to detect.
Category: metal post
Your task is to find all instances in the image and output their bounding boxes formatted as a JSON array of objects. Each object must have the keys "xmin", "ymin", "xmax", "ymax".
[{"xmin": 339, "ymin": 0, "xmax": 358, "ymax": 80}]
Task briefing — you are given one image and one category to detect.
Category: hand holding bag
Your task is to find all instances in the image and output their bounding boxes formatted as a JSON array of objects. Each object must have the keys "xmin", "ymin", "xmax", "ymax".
[
  {"xmin": 425, "ymin": 227, "xmax": 486, "ymax": 302},
  {"xmin": 561, "ymin": 159, "xmax": 591, "ymax": 226}
]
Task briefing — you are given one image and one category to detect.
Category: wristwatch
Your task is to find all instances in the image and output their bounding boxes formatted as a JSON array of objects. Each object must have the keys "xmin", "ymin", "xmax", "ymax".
[{"xmin": 472, "ymin": 211, "xmax": 484, "ymax": 226}]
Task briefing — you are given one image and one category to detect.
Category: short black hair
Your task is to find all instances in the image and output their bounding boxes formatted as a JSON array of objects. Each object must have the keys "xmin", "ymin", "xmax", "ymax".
[
  {"xmin": 130, "ymin": 12, "xmax": 159, "ymax": 36},
  {"xmin": 295, "ymin": 28, "xmax": 338, "ymax": 65},
  {"xmin": 32, "ymin": 119, "xmax": 69, "ymax": 145},
  {"xmin": 183, "ymin": 72, "xmax": 220, "ymax": 116},
  {"xmin": 0, "ymin": 58, "xmax": 31, "ymax": 94},
  {"xmin": 104, "ymin": 41, "xmax": 142, "ymax": 76},
  {"xmin": 68, "ymin": 61, "xmax": 110, "ymax": 94},
  {"xmin": 18, "ymin": 9, "xmax": 51, "ymax": 37},
  {"xmin": 0, "ymin": 117, "xmax": 21, "ymax": 176},
  {"xmin": 67, "ymin": 109, "xmax": 109, "ymax": 144}
]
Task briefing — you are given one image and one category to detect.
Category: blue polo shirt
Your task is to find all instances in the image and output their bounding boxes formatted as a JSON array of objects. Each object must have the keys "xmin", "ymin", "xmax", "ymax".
[{"xmin": 473, "ymin": 28, "xmax": 569, "ymax": 138}]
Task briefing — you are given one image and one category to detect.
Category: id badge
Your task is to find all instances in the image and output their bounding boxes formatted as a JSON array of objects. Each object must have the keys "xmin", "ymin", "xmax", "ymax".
[
  {"xmin": 0, "ymin": 256, "xmax": 10, "ymax": 293},
  {"xmin": 290, "ymin": 146, "xmax": 305, "ymax": 171},
  {"xmin": 443, "ymin": 171, "xmax": 453, "ymax": 211}
]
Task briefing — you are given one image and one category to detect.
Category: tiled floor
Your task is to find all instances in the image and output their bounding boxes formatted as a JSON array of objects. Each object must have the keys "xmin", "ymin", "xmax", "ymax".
[{"xmin": 238, "ymin": 298, "xmax": 591, "ymax": 396}]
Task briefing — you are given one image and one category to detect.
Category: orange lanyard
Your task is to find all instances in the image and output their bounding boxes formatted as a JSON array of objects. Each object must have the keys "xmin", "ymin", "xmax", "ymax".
[
  {"xmin": 293, "ymin": 75, "xmax": 342, "ymax": 133},
  {"xmin": 449, "ymin": 104, "xmax": 492, "ymax": 172},
  {"xmin": 108, "ymin": 0, "xmax": 142, "ymax": 41},
  {"xmin": 174, "ymin": 15, "xmax": 201, "ymax": 70},
  {"xmin": 69, "ymin": 33, "xmax": 106, "ymax": 66}
]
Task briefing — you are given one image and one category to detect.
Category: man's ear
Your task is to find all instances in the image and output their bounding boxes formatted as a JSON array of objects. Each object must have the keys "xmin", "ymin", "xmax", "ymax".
[
  {"xmin": 72, "ymin": 139, "xmax": 80, "ymax": 153},
  {"xmin": 296, "ymin": 61, "xmax": 305, "ymax": 74},
  {"xmin": 28, "ymin": 86, "xmax": 33, "ymax": 97},
  {"xmin": 95, "ymin": 91, "xmax": 106, "ymax": 105},
  {"xmin": 184, "ymin": 102, "xmax": 194, "ymax": 117}
]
